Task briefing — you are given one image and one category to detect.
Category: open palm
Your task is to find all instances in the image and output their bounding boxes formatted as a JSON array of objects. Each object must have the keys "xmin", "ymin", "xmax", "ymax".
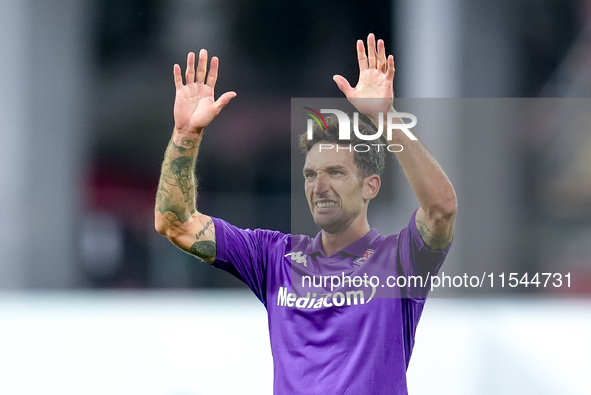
[
  {"xmin": 333, "ymin": 34, "xmax": 395, "ymax": 120},
  {"xmin": 173, "ymin": 50, "xmax": 236, "ymax": 136}
]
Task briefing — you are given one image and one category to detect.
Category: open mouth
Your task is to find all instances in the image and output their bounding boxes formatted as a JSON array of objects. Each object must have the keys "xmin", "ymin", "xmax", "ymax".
[{"xmin": 315, "ymin": 200, "xmax": 337, "ymax": 209}]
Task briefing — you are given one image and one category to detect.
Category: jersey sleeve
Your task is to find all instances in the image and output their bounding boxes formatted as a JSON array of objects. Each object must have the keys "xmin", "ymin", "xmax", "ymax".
[
  {"xmin": 210, "ymin": 217, "xmax": 289, "ymax": 306},
  {"xmin": 397, "ymin": 208, "xmax": 452, "ymax": 299},
  {"xmin": 398, "ymin": 209, "xmax": 452, "ymax": 368}
]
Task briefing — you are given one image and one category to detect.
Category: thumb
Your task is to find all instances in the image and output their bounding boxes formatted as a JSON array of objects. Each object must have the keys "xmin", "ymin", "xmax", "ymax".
[
  {"xmin": 333, "ymin": 75, "xmax": 354, "ymax": 97},
  {"xmin": 215, "ymin": 91, "xmax": 237, "ymax": 110}
]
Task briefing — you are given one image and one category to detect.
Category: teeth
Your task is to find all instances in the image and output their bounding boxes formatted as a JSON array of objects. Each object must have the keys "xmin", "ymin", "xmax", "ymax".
[{"xmin": 316, "ymin": 201, "xmax": 336, "ymax": 208}]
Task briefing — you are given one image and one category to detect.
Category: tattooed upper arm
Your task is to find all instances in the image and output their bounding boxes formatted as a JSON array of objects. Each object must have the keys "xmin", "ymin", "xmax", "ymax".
[
  {"xmin": 415, "ymin": 218, "xmax": 453, "ymax": 250},
  {"xmin": 188, "ymin": 217, "xmax": 216, "ymax": 262},
  {"xmin": 414, "ymin": 205, "xmax": 456, "ymax": 251},
  {"xmin": 189, "ymin": 240, "xmax": 216, "ymax": 262},
  {"xmin": 157, "ymin": 213, "xmax": 217, "ymax": 263}
]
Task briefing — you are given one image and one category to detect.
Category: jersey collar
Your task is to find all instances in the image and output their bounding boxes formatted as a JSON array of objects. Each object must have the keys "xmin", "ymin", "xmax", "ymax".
[{"xmin": 304, "ymin": 228, "xmax": 380, "ymax": 257}]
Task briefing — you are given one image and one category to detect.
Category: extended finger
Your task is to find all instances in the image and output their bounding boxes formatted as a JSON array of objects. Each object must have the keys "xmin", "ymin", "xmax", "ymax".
[
  {"xmin": 206, "ymin": 56, "xmax": 219, "ymax": 89},
  {"xmin": 173, "ymin": 64, "xmax": 183, "ymax": 90},
  {"xmin": 386, "ymin": 55, "xmax": 395, "ymax": 81},
  {"xmin": 214, "ymin": 91, "xmax": 237, "ymax": 111},
  {"xmin": 196, "ymin": 49, "xmax": 208, "ymax": 84},
  {"xmin": 377, "ymin": 39, "xmax": 387, "ymax": 73},
  {"xmin": 367, "ymin": 33, "xmax": 377, "ymax": 69},
  {"xmin": 357, "ymin": 40, "xmax": 368, "ymax": 71},
  {"xmin": 333, "ymin": 75, "xmax": 354, "ymax": 97},
  {"xmin": 185, "ymin": 52, "xmax": 195, "ymax": 84}
]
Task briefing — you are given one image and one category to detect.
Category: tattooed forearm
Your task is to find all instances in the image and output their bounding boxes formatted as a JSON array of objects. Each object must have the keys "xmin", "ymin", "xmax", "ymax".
[
  {"xmin": 155, "ymin": 136, "xmax": 200, "ymax": 224},
  {"xmin": 180, "ymin": 138, "xmax": 197, "ymax": 149},
  {"xmin": 156, "ymin": 183, "xmax": 168, "ymax": 201},
  {"xmin": 169, "ymin": 156, "xmax": 195, "ymax": 202},
  {"xmin": 156, "ymin": 170, "xmax": 192, "ymax": 222},
  {"xmin": 172, "ymin": 139, "xmax": 197, "ymax": 155},
  {"xmin": 156, "ymin": 200, "xmax": 189, "ymax": 223},
  {"xmin": 416, "ymin": 219, "xmax": 452, "ymax": 250},
  {"xmin": 189, "ymin": 240, "xmax": 216, "ymax": 260},
  {"xmin": 196, "ymin": 219, "xmax": 212, "ymax": 240},
  {"xmin": 156, "ymin": 182, "xmax": 186, "ymax": 221}
]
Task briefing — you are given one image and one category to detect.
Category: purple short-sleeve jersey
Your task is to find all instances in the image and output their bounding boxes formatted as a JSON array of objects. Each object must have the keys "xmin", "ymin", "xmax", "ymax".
[{"xmin": 211, "ymin": 209, "xmax": 450, "ymax": 394}]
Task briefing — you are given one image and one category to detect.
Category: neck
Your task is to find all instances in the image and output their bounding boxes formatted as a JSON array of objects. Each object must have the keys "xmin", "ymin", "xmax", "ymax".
[{"xmin": 321, "ymin": 217, "xmax": 371, "ymax": 257}]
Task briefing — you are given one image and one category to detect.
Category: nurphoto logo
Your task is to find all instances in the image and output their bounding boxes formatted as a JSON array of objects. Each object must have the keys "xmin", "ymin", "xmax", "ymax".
[{"xmin": 303, "ymin": 107, "xmax": 418, "ymax": 153}]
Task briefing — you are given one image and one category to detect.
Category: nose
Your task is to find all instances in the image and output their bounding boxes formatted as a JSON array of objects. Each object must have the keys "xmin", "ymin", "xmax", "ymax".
[{"xmin": 312, "ymin": 171, "xmax": 330, "ymax": 195}]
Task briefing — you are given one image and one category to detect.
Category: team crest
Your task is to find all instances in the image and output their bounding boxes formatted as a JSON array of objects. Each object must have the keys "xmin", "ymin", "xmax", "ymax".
[{"xmin": 354, "ymin": 249, "xmax": 375, "ymax": 265}]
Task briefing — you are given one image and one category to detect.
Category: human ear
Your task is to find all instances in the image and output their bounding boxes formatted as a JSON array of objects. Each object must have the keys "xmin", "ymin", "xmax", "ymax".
[{"xmin": 363, "ymin": 175, "xmax": 381, "ymax": 201}]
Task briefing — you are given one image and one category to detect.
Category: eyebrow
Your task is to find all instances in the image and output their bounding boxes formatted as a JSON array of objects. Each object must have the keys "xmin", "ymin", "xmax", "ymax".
[{"xmin": 302, "ymin": 164, "xmax": 348, "ymax": 175}]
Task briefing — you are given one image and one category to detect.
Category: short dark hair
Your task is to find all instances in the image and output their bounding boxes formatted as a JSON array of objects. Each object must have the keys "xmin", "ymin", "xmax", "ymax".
[{"xmin": 298, "ymin": 114, "xmax": 387, "ymax": 179}]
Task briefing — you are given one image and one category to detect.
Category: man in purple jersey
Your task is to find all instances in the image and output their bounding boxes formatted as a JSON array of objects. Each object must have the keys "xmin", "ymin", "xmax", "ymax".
[{"xmin": 155, "ymin": 34, "xmax": 457, "ymax": 394}]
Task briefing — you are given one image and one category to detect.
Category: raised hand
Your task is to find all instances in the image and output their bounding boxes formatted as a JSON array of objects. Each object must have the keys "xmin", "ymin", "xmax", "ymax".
[
  {"xmin": 173, "ymin": 50, "xmax": 236, "ymax": 147},
  {"xmin": 333, "ymin": 33, "xmax": 395, "ymax": 120}
]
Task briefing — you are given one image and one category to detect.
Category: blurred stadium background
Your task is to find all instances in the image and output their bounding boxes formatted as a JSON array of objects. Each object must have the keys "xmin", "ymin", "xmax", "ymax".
[{"xmin": 1, "ymin": 0, "xmax": 590, "ymax": 393}]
